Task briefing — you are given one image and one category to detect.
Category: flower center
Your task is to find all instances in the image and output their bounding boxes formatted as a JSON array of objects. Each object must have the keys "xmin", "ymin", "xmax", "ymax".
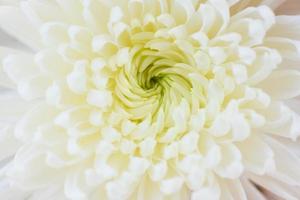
[{"xmin": 114, "ymin": 43, "xmax": 197, "ymax": 122}]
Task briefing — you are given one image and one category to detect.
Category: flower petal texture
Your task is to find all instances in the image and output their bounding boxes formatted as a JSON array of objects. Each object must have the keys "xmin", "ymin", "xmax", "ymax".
[{"xmin": 0, "ymin": 0, "xmax": 300, "ymax": 199}]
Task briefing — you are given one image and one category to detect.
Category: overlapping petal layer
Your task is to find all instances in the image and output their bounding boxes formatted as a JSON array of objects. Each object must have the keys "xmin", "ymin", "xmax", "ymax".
[{"xmin": 0, "ymin": 0, "xmax": 300, "ymax": 199}]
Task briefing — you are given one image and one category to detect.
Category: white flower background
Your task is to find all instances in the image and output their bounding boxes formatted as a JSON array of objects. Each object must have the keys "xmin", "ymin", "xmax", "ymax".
[{"xmin": 0, "ymin": 0, "xmax": 300, "ymax": 200}]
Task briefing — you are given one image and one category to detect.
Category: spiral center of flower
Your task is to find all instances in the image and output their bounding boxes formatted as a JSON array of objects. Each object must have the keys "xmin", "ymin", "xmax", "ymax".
[{"xmin": 115, "ymin": 43, "xmax": 198, "ymax": 122}]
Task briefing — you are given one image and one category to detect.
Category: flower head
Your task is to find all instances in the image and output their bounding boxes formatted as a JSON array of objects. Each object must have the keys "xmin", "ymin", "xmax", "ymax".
[{"xmin": 1, "ymin": 0, "xmax": 300, "ymax": 199}]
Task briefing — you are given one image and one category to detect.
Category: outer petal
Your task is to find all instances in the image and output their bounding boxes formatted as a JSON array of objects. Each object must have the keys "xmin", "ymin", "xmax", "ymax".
[
  {"xmin": 6, "ymin": 144, "xmax": 63, "ymax": 191},
  {"xmin": 2, "ymin": 53, "xmax": 51, "ymax": 100},
  {"xmin": 263, "ymin": 37, "xmax": 300, "ymax": 69},
  {"xmin": 0, "ymin": 6, "xmax": 42, "ymax": 50},
  {"xmin": 214, "ymin": 144, "xmax": 244, "ymax": 179},
  {"xmin": 268, "ymin": 16, "xmax": 300, "ymax": 40},
  {"xmin": 135, "ymin": 176, "xmax": 164, "ymax": 200},
  {"xmin": 55, "ymin": 0, "xmax": 84, "ymax": 25},
  {"xmin": 259, "ymin": 70, "xmax": 300, "ymax": 100},
  {"xmin": 274, "ymin": 136, "xmax": 300, "ymax": 158},
  {"xmin": 27, "ymin": 186, "xmax": 66, "ymax": 200},
  {"xmin": 0, "ymin": 0, "xmax": 21, "ymax": 6},
  {"xmin": 241, "ymin": 177, "xmax": 267, "ymax": 200},
  {"xmin": 249, "ymin": 174, "xmax": 300, "ymax": 200},
  {"xmin": 219, "ymin": 179, "xmax": 247, "ymax": 200},
  {"xmin": 0, "ymin": 179, "xmax": 29, "ymax": 200},
  {"xmin": 0, "ymin": 30, "xmax": 30, "ymax": 51},
  {"xmin": 20, "ymin": 0, "xmax": 69, "ymax": 27},
  {"xmin": 262, "ymin": 102, "xmax": 300, "ymax": 140},
  {"xmin": 0, "ymin": 123, "xmax": 20, "ymax": 161},
  {"xmin": 264, "ymin": 135, "xmax": 300, "ymax": 186},
  {"xmin": 237, "ymin": 135, "xmax": 275, "ymax": 175},
  {"xmin": 15, "ymin": 103, "xmax": 59, "ymax": 142},
  {"xmin": 0, "ymin": 91, "xmax": 33, "ymax": 122},
  {"xmin": 0, "ymin": 47, "xmax": 18, "ymax": 88}
]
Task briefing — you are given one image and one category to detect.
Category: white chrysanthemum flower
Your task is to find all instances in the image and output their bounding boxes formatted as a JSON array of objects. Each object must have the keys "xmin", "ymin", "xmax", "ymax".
[{"xmin": 0, "ymin": 0, "xmax": 300, "ymax": 199}]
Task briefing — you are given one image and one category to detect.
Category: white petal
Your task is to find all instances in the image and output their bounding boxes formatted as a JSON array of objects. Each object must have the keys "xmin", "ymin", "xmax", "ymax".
[
  {"xmin": 0, "ymin": 0, "xmax": 21, "ymax": 6},
  {"xmin": 199, "ymin": 134, "xmax": 221, "ymax": 168},
  {"xmin": 67, "ymin": 60, "xmax": 88, "ymax": 94},
  {"xmin": 64, "ymin": 172, "xmax": 86, "ymax": 200},
  {"xmin": 87, "ymin": 89, "xmax": 113, "ymax": 109},
  {"xmin": 246, "ymin": 47, "xmax": 281, "ymax": 85},
  {"xmin": 215, "ymin": 144, "xmax": 244, "ymax": 179},
  {"xmin": 160, "ymin": 177, "xmax": 184, "ymax": 195},
  {"xmin": 192, "ymin": 176, "xmax": 220, "ymax": 200},
  {"xmin": 170, "ymin": 0, "xmax": 194, "ymax": 25},
  {"xmin": 29, "ymin": 185, "xmax": 66, "ymax": 200},
  {"xmin": 46, "ymin": 81, "xmax": 85, "ymax": 107},
  {"xmin": 0, "ymin": 6, "xmax": 42, "ymax": 50},
  {"xmin": 0, "ymin": 91, "xmax": 32, "ymax": 122},
  {"xmin": 2, "ymin": 53, "xmax": 39, "ymax": 84},
  {"xmin": 102, "ymin": 126, "xmax": 121, "ymax": 143},
  {"xmin": 260, "ymin": 70, "xmax": 300, "ymax": 99},
  {"xmin": 264, "ymin": 135, "xmax": 300, "ymax": 186},
  {"xmin": 139, "ymin": 138, "xmax": 156, "ymax": 157},
  {"xmin": 135, "ymin": 176, "xmax": 164, "ymax": 200},
  {"xmin": 237, "ymin": 135, "xmax": 275, "ymax": 175},
  {"xmin": 208, "ymin": 0, "xmax": 230, "ymax": 34},
  {"xmin": 263, "ymin": 102, "xmax": 300, "ymax": 140},
  {"xmin": 274, "ymin": 136, "xmax": 300, "ymax": 158},
  {"xmin": 0, "ymin": 179, "xmax": 29, "ymax": 200},
  {"xmin": 82, "ymin": 0, "xmax": 110, "ymax": 33},
  {"xmin": 269, "ymin": 16, "xmax": 300, "ymax": 40},
  {"xmin": 219, "ymin": 179, "xmax": 247, "ymax": 200},
  {"xmin": 0, "ymin": 28, "xmax": 31, "ymax": 51},
  {"xmin": 128, "ymin": 157, "xmax": 150, "ymax": 176},
  {"xmin": 229, "ymin": 6, "xmax": 275, "ymax": 46},
  {"xmin": 39, "ymin": 22, "xmax": 69, "ymax": 47},
  {"xmin": 0, "ymin": 123, "xmax": 20, "ymax": 161},
  {"xmin": 249, "ymin": 174, "xmax": 300, "ymax": 200},
  {"xmin": 179, "ymin": 131, "xmax": 199, "ymax": 155},
  {"xmin": 7, "ymin": 144, "xmax": 60, "ymax": 190},
  {"xmin": 20, "ymin": 0, "xmax": 67, "ymax": 27},
  {"xmin": 17, "ymin": 75, "xmax": 51, "ymax": 100},
  {"xmin": 34, "ymin": 49, "xmax": 71, "ymax": 78},
  {"xmin": 92, "ymin": 35, "xmax": 118, "ymax": 56},
  {"xmin": 0, "ymin": 47, "xmax": 18, "ymax": 88},
  {"xmin": 68, "ymin": 25, "xmax": 93, "ymax": 54},
  {"xmin": 264, "ymin": 37, "xmax": 300, "ymax": 69},
  {"xmin": 55, "ymin": 0, "xmax": 84, "ymax": 25},
  {"xmin": 241, "ymin": 178, "xmax": 266, "ymax": 200},
  {"xmin": 15, "ymin": 103, "xmax": 58, "ymax": 142},
  {"xmin": 149, "ymin": 161, "xmax": 167, "ymax": 182}
]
